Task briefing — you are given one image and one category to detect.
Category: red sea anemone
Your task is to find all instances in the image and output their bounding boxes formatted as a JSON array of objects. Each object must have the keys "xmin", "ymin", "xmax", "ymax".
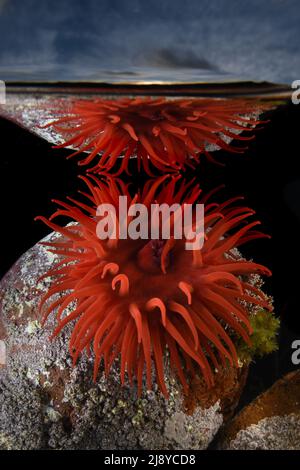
[
  {"xmin": 43, "ymin": 97, "xmax": 267, "ymax": 176},
  {"xmin": 36, "ymin": 176, "xmax": 272, "ymax": 397}
]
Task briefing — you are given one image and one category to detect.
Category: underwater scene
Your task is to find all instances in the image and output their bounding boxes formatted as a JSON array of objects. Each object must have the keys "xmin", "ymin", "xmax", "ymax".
[{"xmin": 0, "ymin": 0, "xmax": 300, "ymax": 459}]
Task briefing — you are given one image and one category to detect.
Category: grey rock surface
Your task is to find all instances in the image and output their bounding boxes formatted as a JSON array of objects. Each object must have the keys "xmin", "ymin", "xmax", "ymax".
[
  {"xmin": 0, "ymin": 233, "xmax": 226, "ymax": 450},
  {"xmin": 225, "ymin": 414, "xmax": 300, "ymax": 450},
  {"xmin": 219, "ymin": 370, "xmax": 300, "ymax": 450}
]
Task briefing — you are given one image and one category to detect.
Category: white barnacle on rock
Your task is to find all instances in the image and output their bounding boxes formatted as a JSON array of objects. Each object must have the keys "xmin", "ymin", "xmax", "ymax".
[
  {"xmin": 26, "ymin": 368, "xmax": 40, "ymax": 386},
  {"xmin": 44, "ymin": 406, "xmax": 62, "ymax": 424},
  {"xmin": 25, "ymin": 320, "xmax": 41, "ymax": 335}
]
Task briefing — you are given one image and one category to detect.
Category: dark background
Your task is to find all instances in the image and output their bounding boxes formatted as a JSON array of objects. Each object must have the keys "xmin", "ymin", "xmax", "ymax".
[{"xmin": 0, "ymin": 99, "xmax": 300, "ymax": 411}]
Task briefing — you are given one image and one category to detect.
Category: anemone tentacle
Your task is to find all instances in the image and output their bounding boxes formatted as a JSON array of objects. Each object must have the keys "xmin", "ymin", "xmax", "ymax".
[
  {"xmin": 36, "ymin": 175, "xmax": 273, "ymax": 397},
  {"xmin": 43, "ymin": 97, "xmax": 269, "ymax": 175}
]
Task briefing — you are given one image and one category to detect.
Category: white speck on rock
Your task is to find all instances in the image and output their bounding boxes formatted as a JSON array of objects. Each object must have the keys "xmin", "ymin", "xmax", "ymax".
[
  {"xmin": 44, "ymin": 407, "xmax": 62, "ymax": 423},
  {"xmin": 25, "ymin": 320, "xmax": 41, "ymax": 335}
]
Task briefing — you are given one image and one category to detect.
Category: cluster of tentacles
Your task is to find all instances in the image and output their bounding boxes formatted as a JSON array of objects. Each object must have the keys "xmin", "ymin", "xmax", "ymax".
[
  {"xmin": 43, "ymin": 97, "xmax": 268, "ymax": 175},
  {"xmin": 36, "ymin": 175, "xmax": 273, "ymax": 397}
]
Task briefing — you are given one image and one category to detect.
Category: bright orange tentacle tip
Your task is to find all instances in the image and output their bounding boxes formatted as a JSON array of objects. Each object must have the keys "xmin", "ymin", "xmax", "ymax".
[
  {"xmin": 36, "ymin": 174, "xmax": 273, "ymax": 397},
  {"xmin": 41, "ymin": 97, "xmax": 270, "ymax": 176}
]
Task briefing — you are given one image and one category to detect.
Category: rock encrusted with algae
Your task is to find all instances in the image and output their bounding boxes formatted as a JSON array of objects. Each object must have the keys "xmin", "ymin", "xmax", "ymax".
[
  {"xmin": 0, "ymin": 233, "xmax": 248, "ymax": 450},
  {"xmin": 219, "ymin": 370, "xmax": 300, "ymax": 450}
]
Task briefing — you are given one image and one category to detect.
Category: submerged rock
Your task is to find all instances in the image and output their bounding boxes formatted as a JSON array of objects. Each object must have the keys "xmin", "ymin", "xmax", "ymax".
[
  {"xmin": 0, "ymin": 233, "xmax": 248, "ymax": 450},
  {"xmin": 219, "ymin": 370, "xmax": 300, "ymax": 450}
]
